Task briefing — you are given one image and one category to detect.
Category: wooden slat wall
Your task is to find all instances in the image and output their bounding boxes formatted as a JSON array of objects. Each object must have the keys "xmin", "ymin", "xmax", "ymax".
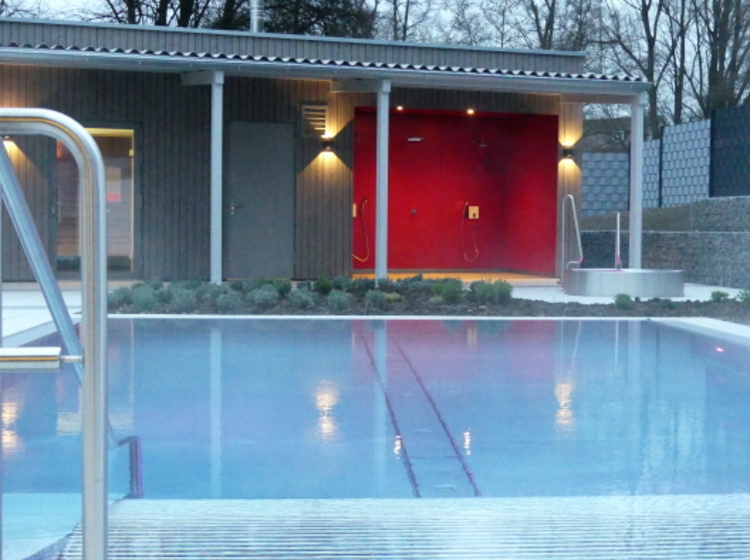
[
  {"xmin": 0, "ymin": 20, "xmax": 586, "ymax": 74},
  {"xmin": 0, "ymin": 65, "xmax": 210, "ymax": 281}
]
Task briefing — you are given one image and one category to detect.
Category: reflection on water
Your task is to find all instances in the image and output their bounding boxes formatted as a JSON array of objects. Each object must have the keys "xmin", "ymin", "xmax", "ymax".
[
  {"xmin": 2, "ymin": 400, "xmax": 20, "ymax": 453},
  {"xmin": 314, "ymin": 380, "xmax": 340, "ymax": 443},
  {"xmin": 554, "ymin": 382, "xmax": 575, "ymax": 433},
  {"xmin": 3, "ymin": 318, "xmax": 750, "ymax": 500}
]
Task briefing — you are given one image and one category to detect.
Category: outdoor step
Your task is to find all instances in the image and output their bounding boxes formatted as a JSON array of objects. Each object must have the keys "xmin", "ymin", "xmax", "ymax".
[{"xmin": 59, "ymin": 494, "xmax": 750, "ymax": 559}]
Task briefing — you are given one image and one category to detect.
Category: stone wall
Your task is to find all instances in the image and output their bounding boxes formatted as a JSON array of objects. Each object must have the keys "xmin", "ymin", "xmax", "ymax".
[{"xmin": 582, "ymin": 197, "xmax": 750, "ymax": 289}]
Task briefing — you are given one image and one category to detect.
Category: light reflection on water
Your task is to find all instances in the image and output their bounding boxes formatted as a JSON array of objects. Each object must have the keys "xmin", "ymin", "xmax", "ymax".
[{"xmin": 3, "ymin": 318, "xmax": 750, "ymax": 500}]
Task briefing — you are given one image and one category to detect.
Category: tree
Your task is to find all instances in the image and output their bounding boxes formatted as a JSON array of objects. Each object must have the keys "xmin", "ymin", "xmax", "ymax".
[
  {"xmin": 687, "ymin": 0, "xmax": 750, "ymax": 115},
  {"xmin": 264, "ymin": 0, "xmax": 377, "ymax": 37}
]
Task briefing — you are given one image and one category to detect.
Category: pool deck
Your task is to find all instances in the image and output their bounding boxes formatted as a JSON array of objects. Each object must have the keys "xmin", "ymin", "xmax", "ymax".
[{"xmin": 1, "ymin": 277, "xmax": 746, "ymax": 347}]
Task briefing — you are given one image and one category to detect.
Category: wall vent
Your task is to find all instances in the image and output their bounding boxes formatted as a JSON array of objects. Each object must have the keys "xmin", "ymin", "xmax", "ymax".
[{"xmin": 301, "ymin": 104, "xmax": 328, "ymax": 138}]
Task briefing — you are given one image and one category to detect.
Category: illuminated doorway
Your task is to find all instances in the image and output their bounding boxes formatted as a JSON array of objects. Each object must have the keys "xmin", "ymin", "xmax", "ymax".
[{"xmin": 56, "ymin": 128, "xmax": 135, "ymax": 274}]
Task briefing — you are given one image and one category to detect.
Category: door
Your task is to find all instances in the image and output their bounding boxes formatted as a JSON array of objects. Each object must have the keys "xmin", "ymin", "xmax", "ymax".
[
  {"xmin": 225, "ymin": 122, "xmax": 295, "ymax": 279},
  {"xmin": 55, "ymin": 128, "xmax": 135, "ymax": 274}
]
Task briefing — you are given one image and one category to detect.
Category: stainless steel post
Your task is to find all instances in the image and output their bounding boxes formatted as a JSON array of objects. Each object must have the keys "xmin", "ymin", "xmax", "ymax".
[{"xmin": 0, "ymin": 109, "xmax": 108, "ymax": 560}]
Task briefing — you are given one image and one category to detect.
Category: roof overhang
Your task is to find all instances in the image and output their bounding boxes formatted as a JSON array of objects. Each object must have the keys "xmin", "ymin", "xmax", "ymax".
[{"xmin": 0, "ymin": 46, "xmax": 651, "ymax": 104}]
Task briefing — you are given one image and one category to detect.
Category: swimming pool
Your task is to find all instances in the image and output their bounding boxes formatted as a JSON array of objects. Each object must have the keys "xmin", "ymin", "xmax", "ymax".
[
  {"xmin": 4, "ymin": 317, "xmax": 750, "ymax": 558},
  {"xmin": 5, "ymin": 317, "xmax": 750, "ymax": 500}
]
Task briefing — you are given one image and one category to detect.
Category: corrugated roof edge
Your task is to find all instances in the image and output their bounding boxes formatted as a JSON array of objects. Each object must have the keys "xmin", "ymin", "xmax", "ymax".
[
  {"xmin": 0, "ymin": 16, "xmax": 587, "ymax": 59},
  {"xmin": 0, "ymin": 42, "xmax": 643, "ymax": 83}
]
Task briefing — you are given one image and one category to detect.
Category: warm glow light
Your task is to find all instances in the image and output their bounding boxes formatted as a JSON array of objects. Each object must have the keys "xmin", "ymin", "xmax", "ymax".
[
  {"xmin": 463, "ymin": 429, "xmax": 472, "ymax": 456},
  {"xmin": 393, "ymin": 435, "xmax": 402, "ymax": 456},
  {"xmin": 467, "ymin": 108, "xmax": 476, "ymax": 115},
  {"xmin": 3, "ymin": 135, "xmax": 15, "ymax": 150},
  {"xmin": 315, "ymin": 381, "xmax": 340, "ymax": 442},
  {"xmin": 396, "ymin": 105, "xmax": 404, "ymax": 111},
  {"xmin": 716, "ymin": 347, "xmax": 725, "ymax": 353},
  {"xmin": 2, "ymin": 401, "xmax": 21, "ymax": 452},
  {"xmin": 555, "ymin": 382, "xmax": 575, "ymax": 431}
]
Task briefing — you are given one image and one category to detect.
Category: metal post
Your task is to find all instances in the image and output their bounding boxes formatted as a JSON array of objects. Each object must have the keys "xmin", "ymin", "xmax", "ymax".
[
  {"xmin": 210, "ymin": 72, "xmax": 225, "ymax": 285},
  {"xmin": 375, "ymin": 80, "xmax": 391, "ymax": 281},
  {"xmin": 0, "ymin": 109, "xmax": 108, "ymax": 560},
  {"xmin": 629, "ymin": 92, "xmax": 646, "ymax": 269}
]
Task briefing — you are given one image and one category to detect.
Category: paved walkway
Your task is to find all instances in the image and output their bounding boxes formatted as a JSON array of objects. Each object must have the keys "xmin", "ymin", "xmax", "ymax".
[{"xmin": 1, "ymin": 278, "xmax": 742, "ymax": 347}]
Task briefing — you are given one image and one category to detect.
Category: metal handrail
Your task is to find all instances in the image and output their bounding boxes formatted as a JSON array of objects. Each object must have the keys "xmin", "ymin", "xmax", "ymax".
[
  {"xmin": 561, "ymin": 194, "xmax": 584, "ymax": 270},
  {"xmin": 0, "ymin": 109, "xmax": 108, "ymax": 560}
]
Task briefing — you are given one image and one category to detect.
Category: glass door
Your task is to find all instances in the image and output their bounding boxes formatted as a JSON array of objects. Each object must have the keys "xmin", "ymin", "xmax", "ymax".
[{"xmin": 56, "ymin": 128, "xmax": 135, "ymax": 274}]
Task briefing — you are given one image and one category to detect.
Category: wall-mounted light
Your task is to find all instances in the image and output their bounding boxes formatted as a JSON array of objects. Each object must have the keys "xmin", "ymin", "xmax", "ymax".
[
  {"xmin": 562, "ymin": 147, "xmax": 574, "ymax": 160},
  {"xmin": 321, "ymin": 135, "xmax": 334, "ymax": 152},
  {"xmin": 467, "ymin": 108, "xmax": 476, "ymax": 116},
  {"xmin": 2, "ymin": 134, "xmax": 13, "ymax": 144},
  {"xmin": 396, "ymin": 105, "xmax": 404, "ymax": 111}
]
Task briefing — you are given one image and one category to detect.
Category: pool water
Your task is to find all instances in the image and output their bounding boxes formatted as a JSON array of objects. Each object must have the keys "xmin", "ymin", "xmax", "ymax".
[{"xmin": 3, "ymin": 318, "xmax": 750, "ymax": 501}]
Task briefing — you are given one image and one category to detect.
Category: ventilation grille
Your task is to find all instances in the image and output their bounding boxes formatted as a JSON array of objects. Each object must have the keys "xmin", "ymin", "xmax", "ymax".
[
  {"xmin": 301, "ymin": 104, "xmax": 328, "ymax": 138},
  {"xmin": 59, "ymin": 494, "xmax": 750, "ymax": 559}
]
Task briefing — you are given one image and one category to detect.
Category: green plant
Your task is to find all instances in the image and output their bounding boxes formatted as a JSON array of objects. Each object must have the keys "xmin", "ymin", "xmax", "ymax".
[
  {"xmin": 376, "ymin": 278, "xmax": 395, "ymax": 293},
  {"xmin": 659, "ymin": 298, "xmax": 677, "ymax": 310},
  {"xmin": 289, "ymin": 289, "xmax": 316, "ymax": 309},
  {"xmin": 107, "ymin": 287, "xmax": 133, "ymax": 310},
  {"xmin": 130, "ymin": 284, "xmax": 159, "ymax": 312},
  {"xmin": 332, "ymin": 275, "xmax": 353, "ymax": 292},
  {"xmin": 272, "ymin": 279, "xmax": 292, "ymax": 298},
  {"xmin": 170, "ymin": 288, "xmax": 198, "ymax": 313},
  {"xmin": 471, "ymin": 280, "xmax": 513, "ymax": 305},
  {"xmin": 711, "ymin": 290, "xmax": 730, "ymax": 303},
  {"xmin": 314, "ymin": 276, "xmax": 334, "ymax": 296},
  {"xmin": 326, "ymin": 290, "xmax": 350, "ymax": 312},
  {"xmin": 217, "ymin": 291, "xmax": 244, "ymax": 313},
  {"xmin": 196, "ymin": 282, "xmax": 225, "ymax": 304},
  {"xmin": 350, "ymin": 278, "xmax": 376, "ymax": 295},
  {"xmin": 439, "ymin": 278, "xmax": 464, "ymax": 304},
  {"xmin": 365, "ymin": 289, "xmax": 387, "ymax": 311},
  {"xmin": 613, "ymin": 293, "xmax": 634, "ymax": 310},
  {"xmin": 228, "ymin": 279, "xmax": 245, "ymax": 291},
  {"xmin": 385, "ymin": 292, "xmax": 403, "ymax": 304},
  {"xmin": 246, "ymin": 284, "xmax": 280, "ymax": 310},
  {"xmin": 736, "ymin": 290, "xmax": 750, "ymax": 304}
]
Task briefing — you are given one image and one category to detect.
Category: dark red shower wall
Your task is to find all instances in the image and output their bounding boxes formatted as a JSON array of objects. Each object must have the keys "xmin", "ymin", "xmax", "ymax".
[{"xmin": 353, "ymin": 110, "xmax": 558, "ymax": 274}]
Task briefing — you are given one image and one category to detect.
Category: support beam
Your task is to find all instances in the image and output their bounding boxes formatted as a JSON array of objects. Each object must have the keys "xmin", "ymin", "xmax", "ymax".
[
  {"xmin": 183, "ymin": 71, "xmax": 224, "ymax": 284},
  {"xmin": 210, "ymin": 73, "xmax": 225, "ymax": 284},
  {"xmin": 629, "ymin": 92, "xmax": 646, "ymax": 269},
  {"xmin": 375, "ymin": 80, "xmax": 391, "ymax": 280}
]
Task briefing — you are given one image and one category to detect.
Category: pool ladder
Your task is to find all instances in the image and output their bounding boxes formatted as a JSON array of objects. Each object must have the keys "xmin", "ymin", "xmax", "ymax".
[
  {"xmin": 0, "ymin": 109, "xmax": 117, "ymax": 560},
  {"xmin": 561, "ymin": 194, "xmax": 584, "ymax": 270}
]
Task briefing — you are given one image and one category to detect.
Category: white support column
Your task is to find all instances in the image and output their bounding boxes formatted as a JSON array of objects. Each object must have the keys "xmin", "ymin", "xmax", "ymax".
[
  {"xmin": 375, "ymin": 80, "xmax": 391, "ymax": 280},
  {"xmin": 629, "ymin": 92, "xmax": 646, "ymax": 269},
  {"xmin": 210, "ymin": 72, "xmax": 225, "ymax": 284}
]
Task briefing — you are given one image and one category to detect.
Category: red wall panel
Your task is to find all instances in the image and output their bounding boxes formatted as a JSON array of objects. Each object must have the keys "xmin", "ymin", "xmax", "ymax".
[{"xmin": 353, "ymin": 110, "xmax": 558, "ymax": 274}]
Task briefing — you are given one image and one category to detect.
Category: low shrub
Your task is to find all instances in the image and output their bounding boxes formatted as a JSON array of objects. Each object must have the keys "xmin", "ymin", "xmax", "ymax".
[
  {"xmin": 130, "ymin": 284, "xmax": 159, "ymax": 312},
  {"xmin": 196, "ymin": 282, "xmax": 225, "ymax": 305},
  {"xmin": 332, "ymin": 276, "xmax": 352, "ymax": 292},
  {"xmin": 711, "ymin": 290, "xmax": 730, "ymax": 303},
  {"xmin": 471, "ymin": 280, "xmax": 513, "ymax": 305},
  {"xmin": 314, "ymin": 276, "xmax": 334, "ymax": 296},
  {"xmin": 246, "ymin": 284, "xmax": 280, "ymax": 310},
  {"xmin": 365, "ymin": 289, "xmax": 387, "ymax": 311},
  {"xmin": 327, "ymin": 289, "xmax": 350, "ymax": 312},
  {"xmin": 216, "ymin": 291, "xmax": 244, "ymax": 313},
  {"xmin": 375, "ymin": 278, "xmax": 395, "ymax": 293},
  {"xmin": 385, "ymin": 292, "xmax": 403, "ymax": 304},
  {"xmin": 613, "ymin": 293, "xmax": 634, "ymax": 310},
  {"xmin": 350, "ymin": 278, "xmax": 376, "ymax": 296},
  {"xmin": 272, "ymin": 279, "xmax": 292, "ymax": 298},
  {"xmin": 736, "ymin": 290, "xmax": 750, "ymax": 304},
  {"xmin": 439, "ymin": 279, "xmax": 464, "ymax": 304},
  {"xmin": 108, "ymin": 287, "xmax": 133, "ymax": 310},
  {"xmin": 170, "ymin": 288, "xmax": 198, "ymax": 313},
  {"xmin": 289, "ymin": 289, "xmax": 317, "ymax": 309}
]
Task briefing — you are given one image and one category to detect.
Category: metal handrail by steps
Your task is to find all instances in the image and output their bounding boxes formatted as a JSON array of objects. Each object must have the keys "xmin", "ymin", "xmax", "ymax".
[
  {"xmin": 0, "ymin": 109, "xmax": 110, "ymax": 560},
  {"xmin": 561, "ymin": 194, "xmax": 584, "ymax": 270}
]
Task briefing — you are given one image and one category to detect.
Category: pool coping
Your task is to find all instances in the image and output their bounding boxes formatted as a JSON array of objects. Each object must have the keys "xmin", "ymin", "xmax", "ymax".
[{"xmin": 108, "ymin": 314, "xmax": 750, "ymax": 343}]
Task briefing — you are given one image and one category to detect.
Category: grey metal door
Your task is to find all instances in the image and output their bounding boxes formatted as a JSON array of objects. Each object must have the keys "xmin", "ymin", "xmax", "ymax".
[{"xmin": 225, "ymin": 122, "xmax": 295, "ymax": 279}]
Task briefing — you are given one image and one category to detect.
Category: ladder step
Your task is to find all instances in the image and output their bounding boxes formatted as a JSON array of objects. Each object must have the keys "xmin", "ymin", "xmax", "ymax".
[{"xmin": 0, "ymin": 346, "xmax": 62, "ymax": 371}]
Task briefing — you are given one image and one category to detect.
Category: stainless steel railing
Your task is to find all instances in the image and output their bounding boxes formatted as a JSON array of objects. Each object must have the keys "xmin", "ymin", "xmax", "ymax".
[
  {"xmin": 561, "ymin": 194, "xmax": 584, "ymax": 271},
  {"xmin": 0, "ymin": 109, "xmax": 109, "ymax": 560}
]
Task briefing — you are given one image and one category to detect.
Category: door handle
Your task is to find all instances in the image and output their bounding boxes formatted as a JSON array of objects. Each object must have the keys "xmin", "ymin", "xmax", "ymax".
[{"xmin": 229, "ymin": 202, "xmax": 244, "ymax": 216}]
